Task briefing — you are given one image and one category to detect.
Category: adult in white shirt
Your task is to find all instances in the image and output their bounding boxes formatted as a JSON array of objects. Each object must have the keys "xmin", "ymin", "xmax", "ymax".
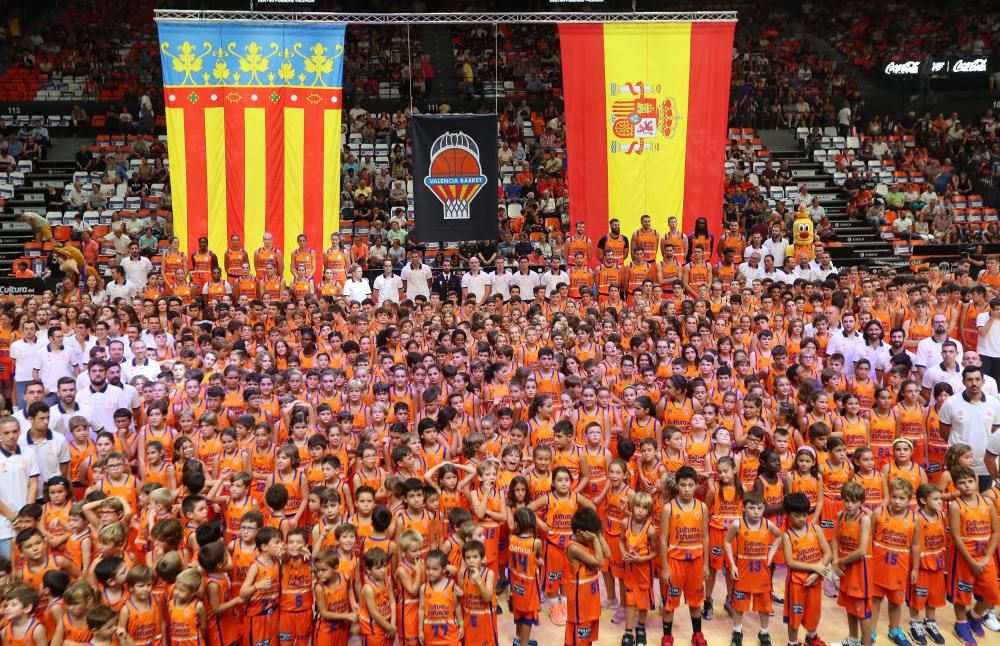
[
  {"xmin": 509, "ymin": 257, "xmax": 540, "ymax": 296},
  {"xmin": 399, "ymin": 252, "xmax": 432, "ymax": 301},
  {"xmin": 342, "ymin": 264, "xmax": 373, "ymax": 304},
  {"xmin": 17, "ymin": 402, "xmax": 69, "ymax": 497},
  {"xmin": 813, "ymin": 253, "xmax": 840, "ymax": 281},
  {"xmin": 826, "ymin": 311, "xmax": 866, "ymax": 374},
  {"xmin": 856, "ymin": 320, "xmax": 892, "ymax": 379},
  {"xmin": 12, "ymin": 382, "xmax": 49, "ymax": 434},
  {"xmin": 939, "ymin": 366, "xmax": 1000, "ymax": 490},
  {"xmin": 920, "ymin": 340, "xmax": 964, "ymax": 399},
  {"xmin": 791, "ymin": 252, "xmax": 818, "ymax": 282},
  {"xmin": 31, "ymin": 325, "xmax": 76, "ymax": 395},
  {"xmin": 0, "ymin": 417, "xmax": 39, "ymax": 558},
  {"xmin": 539, "ymin": 257, "xmax": 570, "ymax": 297},
  {"xmin": 105, "ymin": 266, "xmax": 138, "ymax": 302},
  {"xmin": 47, "ymin": 378, "xmax": 90, "ymax": 438},
  {"xmin": 9, "ymin": 320, "xmax": 45, "ymax": 407},
  {"xmin": 976, "ymin": 296, "xmax": 1000, "ymax": 384},
  {"xmin": 915, "ymin": 314, "xmax": 963, "ymax": 378},
  {"xmin": 74, "ymin": 360, "xmax": 127, "ymax": 433},
  {"xmin": 460, "ymin": 257, "xmax": 492, "ymax": 304},
  {"xmin": 372, "ymin": 260, "xmax": 403, "ymax": 304},
  {"xmin": 738, "ymin": 251, "xmax": 764, "ymax": 282},
  {"xmin": 761, "ymin": 225, "xmax": 790, "ymax": 266},
  {"xmin": 487, "ymin": 257, "xmax": 512, "ymax": 301},
  {"xmin": 122, "ymin": 340, "xmax": 161, "ymax": 383},
  {"xmin": 960, "ymin": 351, "xmax": 999, "ymax": 397},
  {"xmin": 119, "ymin": 242, "xmax": 153, "ymax": 289}
]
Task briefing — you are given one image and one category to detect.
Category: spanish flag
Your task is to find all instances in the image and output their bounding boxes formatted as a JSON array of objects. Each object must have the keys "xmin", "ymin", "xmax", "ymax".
[
  {"xmin": 156, "ymin": 20, "xmax": 345, "ymax": 277},
  {"xmin": 560, "ymin": 21, "xmax": 736, "ymax": 257}
]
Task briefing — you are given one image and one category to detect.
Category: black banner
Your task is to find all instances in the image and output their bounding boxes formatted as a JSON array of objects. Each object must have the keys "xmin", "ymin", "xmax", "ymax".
[{"xmin": 411, "ymin": 114, "xmax": 499, "ymax": 243}]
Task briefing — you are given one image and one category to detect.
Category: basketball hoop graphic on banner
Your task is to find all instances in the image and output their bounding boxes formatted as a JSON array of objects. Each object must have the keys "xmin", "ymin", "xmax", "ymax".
[{"xmin": 424, "ymin": 131, "xmax": 488, "ymax": 220}]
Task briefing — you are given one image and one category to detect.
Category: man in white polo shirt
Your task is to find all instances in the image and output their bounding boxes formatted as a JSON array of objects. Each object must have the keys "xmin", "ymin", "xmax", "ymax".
[
  {"xmin": 915, "ymin": 314, "xmax": 963, "ymax": 379},
  {"xmin": 460, "ymin": 257, "xmax": 492, "ymax": 305},
  {"xmin": 9, "ymin": 320, "xmax": 44, "ymax": 408},
  {"xmin": 17, "ymin": 402, "xmax": 69, "ymax": 499},
  {"xmin": 0, "ymin": 416, "xmax": 39, "ymax": 558},
  {"xmin": 939, "ymin": 365, "xmax": 1000, "ymax": 492},
  {"xmin": 75, "ymin": 359, "xmax": 128, "ymax": 433}
]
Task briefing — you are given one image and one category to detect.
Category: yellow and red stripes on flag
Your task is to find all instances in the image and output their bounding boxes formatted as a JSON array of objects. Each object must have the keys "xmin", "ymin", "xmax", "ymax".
[
  {"xmin": 560, "ymin": 21, "xmax": 736, "ymax": 258},
  {"xmin": 162, "ymin": 87, "xmax": 343, "ymax": 278},
  {"xmin": 156, "ymin": 20, "xmax": 346, "ymax": 278}
]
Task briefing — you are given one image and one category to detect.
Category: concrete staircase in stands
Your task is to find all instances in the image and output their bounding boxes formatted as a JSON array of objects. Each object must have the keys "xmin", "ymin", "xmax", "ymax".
[{"xmin": 767, "ymin": 147, "xmax": 895, "ymax": 268}]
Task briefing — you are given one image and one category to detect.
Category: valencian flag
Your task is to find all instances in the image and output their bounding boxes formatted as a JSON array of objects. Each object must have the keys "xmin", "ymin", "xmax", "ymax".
[
  {"xmin": 411, "ymin": 115, "xmax": 499, "ymax": 243},
  {"xmin": 560, "ymin": 21, "xmax": 736, "ymax": 255},
  {"xmin": 156, "ymin": 20, "xmax": 346, "ymax": 275}
]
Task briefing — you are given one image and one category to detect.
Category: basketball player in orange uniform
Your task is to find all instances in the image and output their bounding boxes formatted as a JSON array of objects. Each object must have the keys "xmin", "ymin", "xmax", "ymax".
[
  {"xmin": 831, "ymin": 482, "xmax": 873, "ymax": 646},
  {"xmin": 724, "ymin": 491, "xmax": 783, "ymax": 646},
  {"xmin": 948, "ymin": 466, "xmax": 1000, "ymax": 644},
  {"xmin": 278, "ymin": 529, "xmax": 314, "ymax": 646},
  {"xmin": 508, "ymin": 508, "xmax": 543, "ymax": 646},
  {"xmin": 239, "ymin": 527, "xmax": 282, "ymax": 646},
  {"xmin": 631, "ymin": 214, "xmax": 659, "ymax": 263},
  {"xmin": 660, "ymin": 467, "xmax": 709, "ymax": 646},
  {"xmin": 418, "ymin": 551, "xmax": 462, "ymax": 646},
  {"xmin": 782, "ymin": 493, "xmax": 832, "ymax": 646},
  {"xmin": 224, "ymin": 235, "xmax": 249, "ymax": 284},
  {"xmin": 870, "ymin": 478, "xmax": 918, "ymax": 643},
  {"xmin": 254, "ymin": 233, "xmax": 283, "ymax": 279},
  {"xmin": 564, "ymin": 507, "xmax": 609, "ymax": 646}
]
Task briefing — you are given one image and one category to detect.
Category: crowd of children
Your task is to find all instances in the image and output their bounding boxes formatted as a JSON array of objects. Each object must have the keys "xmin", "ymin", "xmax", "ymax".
[{"xmin": 5, "ymin": 225, "xmax": 1000, "ymax": 646}]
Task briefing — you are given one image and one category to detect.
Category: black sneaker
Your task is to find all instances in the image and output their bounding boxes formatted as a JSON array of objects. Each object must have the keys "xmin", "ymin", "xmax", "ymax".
[
  {"xmin": 622, "ymin": 632, "xmax": 635, "ymax": 646},
  {"xmin": 637, "ymin": 625, "xmax": 647, "ymax": 646},
  {"xmin": 731, "ymin": 631, "xmax": 743, "ymax": 646},
  {"xmin": 703, "ymin": 599, "xmax": 714, "ymax": 620},
  {"xmin": 759, "ymin": 632, "xmax": 772, "ymax": 646},
  {"xmin": 770, "ymin": 592, "xmax": 784, "ymax": 605},
  {"xmin": 495, "ymin": 603, "xmax": 503, "ymax": 615}
]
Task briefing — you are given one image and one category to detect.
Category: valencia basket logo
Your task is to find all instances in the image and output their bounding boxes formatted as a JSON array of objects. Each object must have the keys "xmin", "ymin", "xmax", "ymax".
[{"xmin": 423, "ymin": 131, "xmax": 488, "ymax": 220}]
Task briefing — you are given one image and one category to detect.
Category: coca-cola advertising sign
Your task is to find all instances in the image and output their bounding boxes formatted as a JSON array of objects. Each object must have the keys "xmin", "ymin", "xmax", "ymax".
[
  {"xmin": 952, "ymin": 58, "xmax": 988, "ymax": 73},
  {"xmin": 884, "ymin": 60, "xmax": 921, "ymax": 75}
]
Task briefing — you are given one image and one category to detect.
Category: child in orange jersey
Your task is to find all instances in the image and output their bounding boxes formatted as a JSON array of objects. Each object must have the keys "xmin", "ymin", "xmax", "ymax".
[
  {"xmin": 787, "ymin": 447, "xmax": 823, "ymax": 522},
  {"xmin": 313, "ymin": 549, "xmax": 356, "ymax": 646},
  {"xmin": 526, "ymin": 466, "xmax": 595, "ymax": 626},
  {"xmin": 458, "ymin": 539, "xmax": 498, "ymax": 646},
  {"xmin": 262, "ymin": 485, "xmax": 296, "ymax": 539},
  {"xmin": 17, "ymin": 527, "xmax": 81, "ymax": 601},
  {"xmin": 467, "ymin": 462, "xmax": 505, "ymax": 579},
  {"xmin": 936, "ymin": 443, "xmax": 974, "ymax": 503},
  {"xmin": 119, "ymin": 566, "xmax": 165, "ymax": 646},
  {"xmin": 948, "ymin": 466, "xmax": 1000, "ymax": 645},
  {"xmin": 601, "ymin": 459, "xmax": 633, "ymax": 619},
  {"xmin": 724, "ymin": 491, "xmax": 783, "ymax": 646},
  {"xmin": 508, "ymin": 508, "xmax": 543, "ymax": 646},
  {"xmin": 882, "ymin": 438, "xmax": 926, "ymax": 508},
  {"xmin": 239, "ymin": 527, "xmax": 282, "ymax": 646},
  {"xmin": 851, "ymin": 448, "xmax": 886, "ymax": 512},
  {"xmin": 41, "ymin": 571, "xmax": 70, "ymax": 639},
  {"xmin": 661, "ymin": 466, "xmax": 710, "ymax": 646},
  {"xmin": 42, "ymin": 476, "xmax": 72, "ymax": 554},
  {"xmin": 819, "ymin": 438, "xmax": 853, "ymax": 541},
  {"xmin": 169, "ymin": 569, "xmax": 206, "ymax": 646},
  {"xmin": 564, "ymin": 507, "xmax": 608, "ymax": 646},
  {"xmin": 870, "ymin": 477, "xmax": 919, "ymax": 645},
  {"xmin": 333, "ymin": 524, "xmax": 361, "ymax": 604},
  {"xmin": 209, "ymin": 471, "xmax": 259, "ymax": 543},
  {"xmin": 93, "ymin": 556, "xmax": 129, "ymax": 613},
  {"xmin": 907, "ymin": 483, "xmax": 947, "ymax": 646},
  {"xmin": 394, "ymin": 531, "xmax": 424, "ymax": 646},
  {"xmin": 831, "ymin": 481, "xmax": 873, "ymax": 646},
  {"xmin": 278, "ymin": 528, "xmax": 314, "ymax": 646},
  {"xmin": 418, "ymin": 550, "xmax": 463, "ymax": 646},
  {"xmin": 622, "ymin": 492, "xmax": 658, "ymax": 646},
  {"xmin": 53, "ymin": 580, "xmax": 98, "ymax": 645},
  {"xmin": 312, "ymin": 489, "xmax": 344, "ymax": 556},
  {"xmin": 705, "ymin": 456, "xmax": 743, "ymax": 620},
  {"xmin": 359, "ymin": 547, "xmax": 397, "ymax": 646},
  {"xmin": 781, "ymin": 492, "xmax": 831, "ymax": 646},
  {"xmin": 88, "ymin": 604, "xmax": 134, "ymax": 646},
  {"xmin": 2, "ymin": 584, "xmax": 46, "ymax": 646},
  {"xmin": 924, "ymin": 383, "xmax": 953, "ymax": 485}
]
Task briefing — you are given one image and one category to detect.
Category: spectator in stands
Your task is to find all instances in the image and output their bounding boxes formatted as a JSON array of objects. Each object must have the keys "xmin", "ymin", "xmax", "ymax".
[
  {"xmin": 20, "ymin": 136, "xmax": 40, "ymax": 161},
  {"xmin": 71, "ymin": 105, "xmax": 88, "ymax": 131},
  {"xmin": 75, "ymin": 145, "xmax": 94, "ymax": 172},
  {"xmin": 367, "ymin": 237, "xmax": 388, "ymax": 267},
  {"xmin": 119, "ymin": 106, "xmax": 135, "ymax": 132},
  {"xmin": 80, "ymin": 230, "xmax": 99, "ymax": 267},
  {"xmin": 102, "ymin": 224, "xmax": 131, "ymax": 265},
  {"xmin": 0, "ymin": 148, "xmax": 15, "ymax": 173},
  {"xmin": 807, "ymin": 196, "xmax": 826, "ymax": 223},
  {"xmin": 44, "ymin": 185, "xmax": 65, "ymax": 212},
  {"xmin": 29, "ymin": 121, "xmax": 48, "ymax": 148}
]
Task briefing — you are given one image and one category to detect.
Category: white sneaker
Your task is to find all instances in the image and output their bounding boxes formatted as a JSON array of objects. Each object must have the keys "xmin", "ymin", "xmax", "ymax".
[{"xmin": 984, "ymin": 610, "xmax": 1000, "ymax": 632}]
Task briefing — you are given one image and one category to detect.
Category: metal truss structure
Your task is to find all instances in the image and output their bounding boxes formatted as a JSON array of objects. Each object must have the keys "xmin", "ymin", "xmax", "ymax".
[{"xmin": 154, "ymin": 10, "xmax": 737, "ymax": 24}]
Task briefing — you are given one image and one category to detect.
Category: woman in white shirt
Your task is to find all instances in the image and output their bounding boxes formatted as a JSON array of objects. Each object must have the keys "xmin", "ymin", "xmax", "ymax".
[
  {"xmin": 82, "ymin": 273, "xmax": 107, "ymax": 306},
  {"xmin": 342, "ymin": 264, "xmax": 372, "ymax": 303}
]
